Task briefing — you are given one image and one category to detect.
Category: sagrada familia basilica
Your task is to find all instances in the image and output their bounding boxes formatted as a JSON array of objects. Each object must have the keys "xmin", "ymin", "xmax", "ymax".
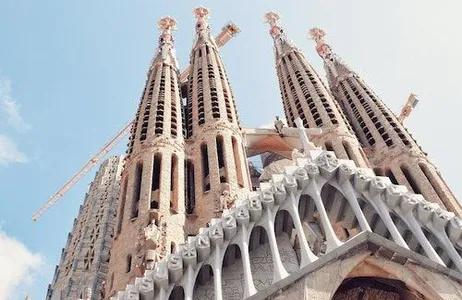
[{"xmin": 46, "ymin": 7, "xmax": 462, "ymax": 300}]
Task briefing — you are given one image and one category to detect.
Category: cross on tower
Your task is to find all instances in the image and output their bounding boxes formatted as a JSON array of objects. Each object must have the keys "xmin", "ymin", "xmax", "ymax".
[
  {"xmin": 193, "ymin": 6, "xmax": 210, "ymax": 21},
  {"xmin": 309, "ymin": 27, "xmax": 332, "ymax": 58},
  {"xmin": 264, "ymin": 11, "xmax": 282, "ymax": 36}
]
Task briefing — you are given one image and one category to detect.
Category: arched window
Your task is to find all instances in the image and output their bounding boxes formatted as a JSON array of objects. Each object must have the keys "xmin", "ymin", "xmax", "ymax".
[
  {"xmin": 401, "ymin": 165, "xmax": 421, "ymax": 194},
  {"xmin": 126, "ymin": 255, "xmax": 132, "ymax": 273},
  {"xmin": 216, "ymin": 135, "xmax": 227, "ymax": 183},
  {"xmin": 131, "ymin": 162, "xmax": 143, "ymax": 218},
  {"xmin": 201, "ymin": 144, "xmax": 210, "ymax": 192},
  {"xmin": 151, "ymin": 153, "xmax": 162, "ymax": 209},
  {"xmin": 186, "ymin": 160, "xmax": 195, "ymax": 214},
  {"xmin": 385, "ymin": 168, "xmax": 398, "ymax": 184},
  {"xmin": 117, "ymin": 177, "xmax": 128, "ymax": 234},
  {"xmin": 324, "ymin": 140, "xmax": 334, "ymax": 152}
]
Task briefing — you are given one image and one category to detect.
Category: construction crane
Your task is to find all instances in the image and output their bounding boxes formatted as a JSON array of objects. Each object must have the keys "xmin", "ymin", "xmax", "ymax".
[
  {"xmin": 398, "ymin": 93, "xmax": 419, "ymax": 123},
  {"xmin": 32, "ymin": 22, "xmax": 240, "ymax": 222}
]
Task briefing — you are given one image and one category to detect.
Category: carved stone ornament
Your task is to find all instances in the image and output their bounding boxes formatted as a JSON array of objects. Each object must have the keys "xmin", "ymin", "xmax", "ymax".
[
  {"xmin": 315, "ymin": 151, "xmax": 338, "ymax": 170},
  {"xmin": 291, "ymin": 148, "xmax": 306, "ymax": 161}
]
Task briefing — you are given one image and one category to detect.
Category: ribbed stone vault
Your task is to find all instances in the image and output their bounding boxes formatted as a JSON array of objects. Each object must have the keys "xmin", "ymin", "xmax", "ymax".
[{"xmin": 110, "ymin": 149, "xmax": 462, "ymax": 300}]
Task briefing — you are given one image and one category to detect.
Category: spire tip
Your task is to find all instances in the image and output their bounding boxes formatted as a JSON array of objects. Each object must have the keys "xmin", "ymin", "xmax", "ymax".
[{"xmin": 193, "ymin": 6, "xmax": 210, "ymax": 20}]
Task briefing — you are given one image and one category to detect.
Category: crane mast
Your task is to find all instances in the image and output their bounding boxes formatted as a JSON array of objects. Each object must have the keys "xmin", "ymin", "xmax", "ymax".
[{"xmin": 32, "ymin": 22, "xmax": 240, "ymax": 221}]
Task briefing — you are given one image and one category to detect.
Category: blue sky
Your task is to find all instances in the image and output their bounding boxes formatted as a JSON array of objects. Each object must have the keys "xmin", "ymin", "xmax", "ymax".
[{"xmin": 1, "ymin": 1, "xmax": 462, "ymax": 299}]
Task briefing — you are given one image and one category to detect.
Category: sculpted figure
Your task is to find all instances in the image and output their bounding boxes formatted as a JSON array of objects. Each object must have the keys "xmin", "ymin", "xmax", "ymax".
[
  {"xmin": 291, "ymin": 148, "xmax": 305, "ymax": 160},
  {"xmin": 144, "ymin": 220, "xmax": 159, "ymax": 249}
]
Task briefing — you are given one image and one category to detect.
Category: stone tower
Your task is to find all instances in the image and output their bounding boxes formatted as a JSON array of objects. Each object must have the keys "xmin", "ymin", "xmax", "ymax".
[
  {"xmin": 184, "ymin": 7, "xmax": 251, "ymax": 233},
  {"xmin": 46, "ymin": 156, "xmax": 124, "ymax": 300},
  {"xmin": 106, "ymin": 17, "xmax": 186, "ymax": 296},
  {"xmin": 309, "ymin": 28, "xmax": 462, "ymax": 215},
  {"xmin": 264, "ymin": 12, "xmax": 370, "ymax": 169}
]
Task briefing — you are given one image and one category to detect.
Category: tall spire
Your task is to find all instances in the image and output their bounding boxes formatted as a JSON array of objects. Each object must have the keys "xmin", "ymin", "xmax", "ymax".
[
  {"xmin": 184, "ymin": 7, "xmax": 251, "ymax": 233},
  {"xmin": 309, "ymin": 28, "xmax": 461, "ymax": 215},
  {"xmin": 264, "ymin": 12, "xmax": 369, "ymax": 168},
  {"xmin": 108, "ymin": 16, "xmax": 186, "ymax": 295},
  {"xmin": 309, "ymin": 28, "xmax": 357, "ymax": 90},
  {"xmin": 153, "ymin": 16, "xmax": 179, "ymax": 69},
  {"xmin": 192, "ymin": 7, "xmax": 218, "ymax": 50},
  {"xmin": 264, "ymin": 11, "xmax": 297, "ymax": 62}
]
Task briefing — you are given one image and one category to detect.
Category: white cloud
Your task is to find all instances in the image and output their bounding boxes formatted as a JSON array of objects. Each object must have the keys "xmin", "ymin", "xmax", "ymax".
[
  {"xmin": 0, "ymin": 135, "xmax": 28, "ymax": 166},
  {"xmin": 0, "ymin": 229, "xmax": 44, "ymax": 299},
  {"xmin": 0, "ymin": 79, "xmax": 31, "ymax": 132}
]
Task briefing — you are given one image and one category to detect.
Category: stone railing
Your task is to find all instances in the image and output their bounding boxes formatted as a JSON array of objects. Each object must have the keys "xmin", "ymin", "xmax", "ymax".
[{"xmin": 110, "ymin": 150, "xmax": 462, "ymax": 300}]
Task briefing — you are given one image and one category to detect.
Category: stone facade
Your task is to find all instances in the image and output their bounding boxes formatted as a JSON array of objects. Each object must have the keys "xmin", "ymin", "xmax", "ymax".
[
  {"xmin": 48, "ymin": 7, "xmax": 462, "ymax": 300},
  {"xmin": 47, "ymin": 156, "xmax": 124, "ymax": 300}
]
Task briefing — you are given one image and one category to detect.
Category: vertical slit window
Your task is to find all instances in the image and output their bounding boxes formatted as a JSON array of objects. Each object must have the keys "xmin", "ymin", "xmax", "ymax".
[
  {"xmin": 186, "ymin": 160, "xmax": 195, "ymax": 214},
  {"xmin": 325, "ymin": 141, "xmax": 334, "ymax": 152},
  {"xmin": 170, "ymin": 154, "xmax": 178, "ymax": 212},
  {"xmin": 116, "ymin": 177, "xmax": 128, "ymax": 234},
  {"xmin": 126, "ymin": 255, "xmax": 132, "ymax": 273},
  {"xmin": 385, "ymin": 169, "xmax": 398, "ymax": 184},
  {"xmin": 232, "ymin": 137, "xmax": 244, "ymax": 187},
  {"xmin": 401, "ymin": 165, "xmax": 421, "ymax": 194},
  {"xmin": 201, "ymin": 144, "xmax": 210, "ymax": 192},
  {"xmin": 151, "ymin": 154, "xmax": 162, "ymax": 209},
  {"xmin": 374, "ymin": 168, "xmax": 384, "ymax": 176},
  {"xmin": 131, "ymin": 163, "xmax": 143, "ymax": 218},
  {"xmin": 216, "ymin": 136, "xmax": 227, "ymax": 183}
]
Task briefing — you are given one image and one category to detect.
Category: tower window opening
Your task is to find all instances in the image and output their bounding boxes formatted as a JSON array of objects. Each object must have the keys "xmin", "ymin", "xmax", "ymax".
[
  {"xmin": 131, "ymin": 162, "xmax": 143, "ymax": 218},
  {"xmin": 117, "ymin": 177, "xmax": 128, "ymax": 234},
  {"xmin": 151, "ymin": 153, "xmax": 162, "ymax": 209},
  {"xmin": 324, "ymin": 141, "xmax": 334, "ymax": 152},
  {"xmin": 385, "ymin": 169, "xmax": 398, "ymax": 184},
  {"xmin": 216, "ymin": 135, "xmax": 227, "ymax": 183},
  {"xmin": 201, "ymin": 143, "xmax": 210, "ymax": 192},
  {"xmin": 186, "ymin": 160, "xmax": 195, "ymax": 214},
  {"xmin": 401, "ymin": 165, "xmax": 421, "ymax": 194},
  {"xmin": 374, "ymin": 168, "xmax": 384, "ymax": 176},
  {"xmin": 126, "ymin": 255, "xmax": 132, "ymax": 273},
  {"xmin": 232, "ymin": 137, "xmax": 244, "ymax": 187}
]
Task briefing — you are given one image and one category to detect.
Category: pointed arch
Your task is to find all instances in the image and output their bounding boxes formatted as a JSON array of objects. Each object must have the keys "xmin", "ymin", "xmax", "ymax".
[
  {"xmin": 248, "ymin": 226, "xmax": 275, "ymax": 290},
  {"xmin": 274, "ymin": 210, "xmax": 301, "ymax": 271},
  {"xmin": 131, "ymin": 162, "xmax": 143, "ymax": 218},
  {"xmin": 169, "ymin": 285, "xmax": 185, "ymax": 300}
]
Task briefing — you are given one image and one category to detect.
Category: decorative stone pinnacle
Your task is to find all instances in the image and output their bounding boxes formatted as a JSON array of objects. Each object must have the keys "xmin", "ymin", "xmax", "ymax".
[
  {"xmin": 308, "ymin": 27, "xmax": 325, "ymax": 43},
  {"xmin": 157, "ymin": 16, "xmax": 176, "ymax": 48},
  {"xmin": 158, "ymin": 16, "xmax": 177, "ymax": 33},
  {"xmin": 193, "ymin": 6, "xmax": 210, "ymax": 21},
  {"xmin": 309, "ymin": 27, "xmax": 332, "ymax": 58},
  {"xmin": 264, "ymin": 11, "xmax": 280, "ymax": 27},
  {"xmin": 264, "ymin": 11, "xmax": 282, "ymax": 37}
]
